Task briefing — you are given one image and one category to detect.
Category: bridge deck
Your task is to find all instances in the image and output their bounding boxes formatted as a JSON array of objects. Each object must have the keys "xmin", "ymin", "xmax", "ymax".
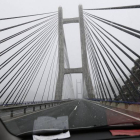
[{"xmin": 1, "ymin": 99, "xmax": 140, "ymax": 136}]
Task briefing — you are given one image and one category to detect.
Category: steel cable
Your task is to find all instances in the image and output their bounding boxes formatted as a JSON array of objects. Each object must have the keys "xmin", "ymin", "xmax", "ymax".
[
  {"xmin": 41, "ymin": 45, "xmax": 57, "ymax": 102},
  {"xmin": 0, "ymin": 14, "xmax": 57, "ymax": 43},
  {"xmin": 3, "ymin": 25, "xmax": 57, "ymax": 104},
  {"xmin": 1, "ymin": 16, "xmax": 57, "ymax": 57},
  {"xmin": 1, "ymin": 18, "xmax": 57, "ymax": 69},
  {"xmin": 84, "ymin": 12, "xmax": 140, "ymax": 39},
  {"xmin": 85, "ymin": 17, "xmax": 139, "ymax": 100},
  {"xmin": 0, "ymin": 14, "xmax": 57, "ymax": 32},
  {"xmin": 85, "ymin": 15, "xmax": 140, "ymax": 86},
  {"xmin": 86, "ymin": 33, "xmax": 112, "ymax": 100},
  {"xmin": 85, "ymin": 24, "xmax": 119, "ymax": 100},
  {"xmin": 0, "ymin": 11, "xmax": 57, "ymax": 20},
  {"xmin": 84, "ymin": 5, "xmax": 140, "ymax": 10},
  {"xmin": 1, "ymin": 18, "xmax": 58, "ymax": 83},
  {"xmin": 15, "ymin": 27, "xmax": 58, "ymax": 104},
  {"xmin": 13, "ymin": 27, "xmax": 57, "ymax": 104},
  {"xmin": 1, "ymin": 23, "xmax": 57, "ymax": 99}
]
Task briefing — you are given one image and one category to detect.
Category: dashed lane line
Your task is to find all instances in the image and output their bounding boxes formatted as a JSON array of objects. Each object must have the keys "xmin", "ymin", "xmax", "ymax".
[
  {"xmin": 74, "ymin": 106, "xmax": 77, "ymax": 110},
  {"xmin": 3, "ymin": 100, "xmax": 77, "ymax": 122}
]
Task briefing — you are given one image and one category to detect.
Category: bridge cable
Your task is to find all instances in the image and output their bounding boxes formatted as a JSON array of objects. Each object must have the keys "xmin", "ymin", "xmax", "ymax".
[
  {"xmin": 86, "ymin": 26, "xmax": 129, "ymax": 101},
  {"xmin": 0, "ymin": 19, "xmax": 57, "ymax": 70},
  {"xmin": 3, "ymin": 33, "xmax": 48, "ymax": 105},
  {"xmin": 85, "ymin": 30, "xmax": 107, "ymax": 100},
  {"xmin": 84, "ymin": 4, "xmax": 140, "ymax": 10},
  {"xmin": 85, "ymin": 19, "xmax": 130, "ymax": 101},
  {"xmin": 16, "ymin": 26, "xmax": 58, "ymax": 104},
  {"xmin": 87, "ymin": 30, "xmax": 131, "ymax": 101},
  {"xmin": 86, "ymin": 26, "xmax": 118, "ymax": 100},
  {"xmin": 1, "ymin": 26, "xmax": 49, "ymax": 98},
  {"xmin": 0, "ymin": 14, "xmax": 57, "ymax": 44},
  {"xmin": 47, "ymin": 47, "xmax": 58, "ymax": 101},
  {"xmin": 84, "ymin": 12, "xmax": 140, "ymax": 35},
  {"xmin": 87, "ymin": 34, "xmax": 112, "ymax": 100},
  {"xmin": 85, "ymin": 18, "xmax": 138, "ymax": 101},
  {"xmin": 86, "ymin": 33, "xmax": 107, "ymax": 100},
  {"xmin": 17, "ymin": 29, "xmax": 58, "ymax": 104},
  {"xmin": 33, "ymin": 41, "xmax": 57, "ymax": 102},
  {"xmin": 85, "ymin": 25, "xmax": 140, "ymax": 101},
  {"xmin": 24, "ymin": 32, "xmax": 57, "ymax": 103},
  {"xmin": 85, "ymin": 23, "xmax": 125, "ymax": 101},
  {"xmin": 0, "ymin": 11, "xmax": 57, "ymax": 20},
  {"xmin": 1, "ymin": 22, "xmax": 57, "ymax": 102},
  {"xmin": 84, "ymin": 12, "xmax": 140, "ymax": 40},
  {"xmin": 0, "ymin": 15, "xmax": 57, "ymax": 58},
  {"xmin": 84, "ymin": 16, "xmax": 139, "ymax": 101},
  {"xmin": 1, "ymin": 18, "xmax": 58, "ymax": 83},
  {"xmin": 51, "ymin": 55, "xmax": 59, "ymax": 100},
  {"xmin": 3, "ymin": 25, "xmax": 57, "ymax": 105},
  {"xmin": 86, "ymin": 27, "xmax": 104, "ymax": 99},
  {"xmin": 0, "ymin": 13, "xmax": 57, "ymax": 32},
  {"xmin": 41, "ymin": 44, "xmax": 57, "ymax": 102},
  {"xmin": 84, "ymin": 14, "xmax": 140, "ymax": 82},
  {"xmin": 84, "ymin": 18, "xmax": 140, "ymax": 100},
  {"xmin": 83, "ymin": 13, "xmax": 140, "ymax": 60},
  {"xmin": 1, "ymin": 21, "xmax": 57, "ymax": 98},
  {"xmin": 86, "ymin": 32, "xmax": 113, "ymax": 100}
]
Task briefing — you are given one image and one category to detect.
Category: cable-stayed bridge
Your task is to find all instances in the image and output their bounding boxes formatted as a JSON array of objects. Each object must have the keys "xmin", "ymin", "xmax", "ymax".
[{"xmin": 0, "ymin": 4, "xmax": 140, "ymax": 135}]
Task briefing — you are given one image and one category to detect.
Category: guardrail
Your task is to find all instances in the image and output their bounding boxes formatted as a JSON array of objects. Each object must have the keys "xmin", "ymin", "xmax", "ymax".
[
  {"xmin": 0, "ymin": 100, "xmax": 73, "ymax": 118},
  {"xmin": 0, "ymin": 100, "xmax": 71, "ymax": 107},
  {"xmin": 86, "ymin": 98, "xmax": 140, "ymax": 105},
  {"xmin": 86, "ymin": 98, "xmax": 140, "ymax": 113}
]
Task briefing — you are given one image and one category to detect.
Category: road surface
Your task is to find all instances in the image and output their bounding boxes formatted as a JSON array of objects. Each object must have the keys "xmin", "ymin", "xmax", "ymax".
[{"xmin": 1, "ymin": 99, "xmax": 140, "ymax": 135}]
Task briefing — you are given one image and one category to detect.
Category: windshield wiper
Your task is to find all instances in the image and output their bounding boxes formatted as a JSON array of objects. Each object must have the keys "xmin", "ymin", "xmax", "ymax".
[
  {"xmin": 18, "ymin": 129, "xmax": 68, "ymax": 137},
  {"xmin": 18, "ymin": 122, "xmax": 140, "ymax": 137},
  {"xmin": 69, "ymin": 122, "xmax": 140, "ymax": 132}
]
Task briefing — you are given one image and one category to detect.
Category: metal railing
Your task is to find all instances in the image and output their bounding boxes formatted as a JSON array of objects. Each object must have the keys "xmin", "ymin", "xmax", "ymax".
[{"xmin": 0, "ymin": 100, "xmax": 73, "ymax": 118}]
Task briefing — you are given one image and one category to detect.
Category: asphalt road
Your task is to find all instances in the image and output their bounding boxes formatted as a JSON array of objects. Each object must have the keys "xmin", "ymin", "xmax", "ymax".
[{"xmin": 2, "ymin": 99, "xmax": 140, "ymax": 135}]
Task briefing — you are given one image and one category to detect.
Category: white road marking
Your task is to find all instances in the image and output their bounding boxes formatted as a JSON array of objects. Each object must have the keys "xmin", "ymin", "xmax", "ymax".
[
  {"xmin": 69, "ymin": 104, "xmax": 79, "ymax": 118},
  {"xmin": 3, "ymin": 100, "xmax": 76, "ymax": 122},
  {"xmin": 74, "ymin": 106, "xmax": 77, "ymax": 110},
  {"xmin": 85, "ymin": 99, "xmax": 140, "ymax": 121}
]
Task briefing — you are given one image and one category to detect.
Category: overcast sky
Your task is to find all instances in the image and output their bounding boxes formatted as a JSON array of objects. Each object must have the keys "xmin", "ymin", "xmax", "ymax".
[{"xmin": 0, "ymin": 0, "xmax": 140, "ymax": 102}]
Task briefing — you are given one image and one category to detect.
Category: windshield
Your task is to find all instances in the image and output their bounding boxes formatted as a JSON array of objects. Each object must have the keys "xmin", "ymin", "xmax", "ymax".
[{"xmin": 0, "ymin": 0, "xmax": 140, "ymax": 136}]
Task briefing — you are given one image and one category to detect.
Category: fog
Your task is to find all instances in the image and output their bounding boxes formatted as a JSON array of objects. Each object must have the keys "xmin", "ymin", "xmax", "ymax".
[{"xmin": 0, "ymin": 0, "xmax": 140, "ymax": 103}]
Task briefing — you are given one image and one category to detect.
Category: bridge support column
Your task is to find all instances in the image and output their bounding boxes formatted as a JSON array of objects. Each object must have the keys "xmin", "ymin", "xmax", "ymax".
[
  {"xmin": 55, "ymin": 5, "xmax": 94, "ymax": 100},
  {"xmin": 55, "ymin": 7, "xmax": 65, "ymax": 100},
  {"xmin": 79, "ymin": 5, "xmax": 94, "ymax": 98}
]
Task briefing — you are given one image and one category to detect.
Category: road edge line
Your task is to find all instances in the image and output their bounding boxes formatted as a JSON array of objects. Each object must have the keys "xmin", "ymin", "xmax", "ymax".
[{"xmin": 84, "ymin": 99, "xmax": 140, "ymax": 121}]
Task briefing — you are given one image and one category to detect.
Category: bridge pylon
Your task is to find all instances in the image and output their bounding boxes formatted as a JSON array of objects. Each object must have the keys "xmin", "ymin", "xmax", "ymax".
[{"xmin": 55, "ymin": 5, "xmax": 94, "ymax": 100}]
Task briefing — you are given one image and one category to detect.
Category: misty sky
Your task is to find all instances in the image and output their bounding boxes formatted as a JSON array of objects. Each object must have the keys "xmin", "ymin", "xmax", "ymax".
[{"xmin": 0, "ymin": 0, "xmax": 140, "ymax": 102}]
